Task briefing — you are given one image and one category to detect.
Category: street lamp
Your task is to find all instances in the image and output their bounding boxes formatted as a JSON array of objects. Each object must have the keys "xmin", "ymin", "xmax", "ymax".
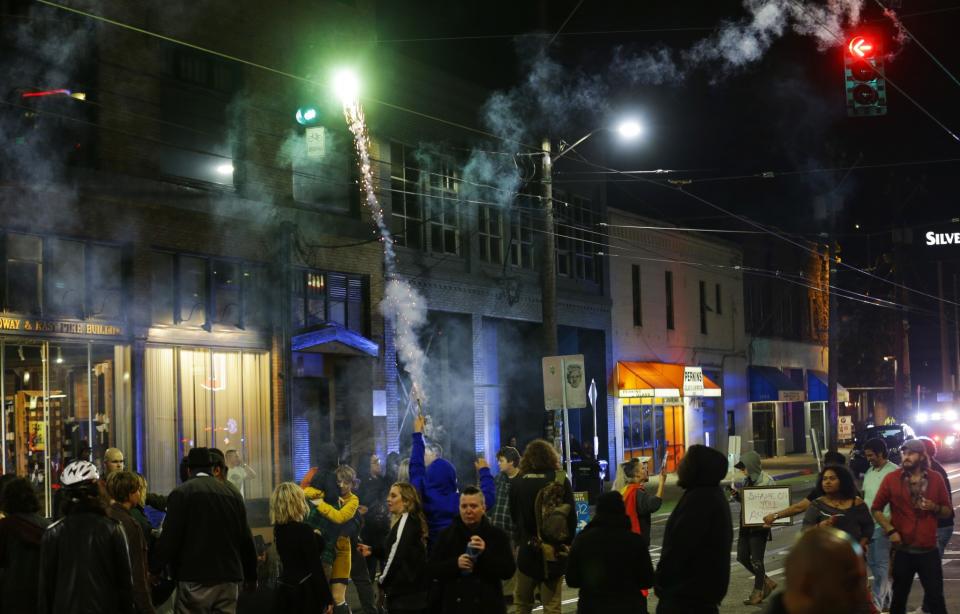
[
  {"xmin": 541, "ymin": 118, "xmax": 645, "ymax": 356},
  {"xmin": 332, "ymin": 68, "xmax": 361, "ymax": 105},
  {"xmin": 540, "ymin": 118, "xmax": 644, "ymax": 473}
]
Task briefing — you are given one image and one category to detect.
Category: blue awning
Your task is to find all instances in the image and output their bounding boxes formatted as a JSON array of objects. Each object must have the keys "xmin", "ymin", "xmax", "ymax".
[
  {"xmin": 749, "ymin": 366, "xmax": 806, "ymax": 403},
  {"xmin": 292, "ymin": 323, "xmax": 379, "ymax": 357},
  {"xmin": 807, "ymin": 370, "xmax": 849, "ymax": 403}
]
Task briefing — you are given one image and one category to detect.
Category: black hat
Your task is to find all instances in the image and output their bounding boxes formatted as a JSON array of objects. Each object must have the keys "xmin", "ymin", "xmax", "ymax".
[
  {"xmin": 208, "ymin": 448, "xmax": 226, "ymax": 467},
  {"xmin": 186, "ymin": 447, "xmax": 214, "ymax": 468},
  {"xmin": 596, "ymin": 491, "xmax": 627, "ymax": 516}
]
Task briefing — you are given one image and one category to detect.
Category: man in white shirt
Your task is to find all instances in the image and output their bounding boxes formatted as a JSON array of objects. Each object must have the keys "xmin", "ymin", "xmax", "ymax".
[
  {"xmin": 862, "ymin": 437, "xmax": 899, "ymax": 612},
  {"xmin": 225, "ymin": 449, "xmax": 256, "ymax": 498}
]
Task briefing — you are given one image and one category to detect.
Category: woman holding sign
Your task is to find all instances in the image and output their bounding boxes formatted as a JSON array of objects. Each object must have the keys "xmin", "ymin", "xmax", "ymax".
[
  {"xmin": 801, "ymin": 465, "xmax": 873, "ymax": 550},
  {"xmin": 730, "ymin": 451, "xmax": 776, "ymax": 606}
]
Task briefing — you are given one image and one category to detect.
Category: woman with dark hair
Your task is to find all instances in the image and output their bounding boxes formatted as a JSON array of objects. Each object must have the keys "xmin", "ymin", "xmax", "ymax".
[
  {"xmin": 802, "ymin": 465, "xmax": 874, "ymax": 550},
  {"xmin": 0, "ymin": 477, "xmax": 50, "ymax": 613},
  {"xmin": 357, "ymin": 482, "xmax": 430, "ymax": 614}
]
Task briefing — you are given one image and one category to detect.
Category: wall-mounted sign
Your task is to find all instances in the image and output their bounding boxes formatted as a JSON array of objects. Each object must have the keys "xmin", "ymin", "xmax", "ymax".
[
  {"xmin": 0, "ymin": 317, "xmax": 124, "ymax": 337},
  {"xmin": 925, "ymin": 231, "xmax": 960, "ymax": 247},
  {"xmin": 683, "ymin": 366, "xmax": 704, "ymax": 395},
  {"xmin": 778, "ymin": 390, "xmax": 806, "ymax": 403}
]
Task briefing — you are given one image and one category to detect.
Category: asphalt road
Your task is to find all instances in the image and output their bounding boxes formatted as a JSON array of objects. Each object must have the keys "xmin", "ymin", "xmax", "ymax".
[{"xmin": 542, "ymin": 461, "xmax": 960, "ymax": 613}]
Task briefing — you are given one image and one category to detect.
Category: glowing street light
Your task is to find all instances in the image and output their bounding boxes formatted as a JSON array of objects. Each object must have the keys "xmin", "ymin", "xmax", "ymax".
[
  {"xmin": 215, "ymin": 163, "xmax": 234, "ymax": 175},
  {"xmin": 332, "ymin": 68, "xmax": 360, "ymax": 105},
  {"xmin": 616, "ymin": 119, "xmax": 644, "ymax": 140}
]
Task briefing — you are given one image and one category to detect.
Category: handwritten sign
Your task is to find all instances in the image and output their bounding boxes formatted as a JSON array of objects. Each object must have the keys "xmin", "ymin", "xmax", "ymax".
[
  {"xmin": 574, "ymin": 491, "xmax": 590, "ymax": 534},
  {"xmin": 741, "ymin": 486, "xmax": 792, "ymax": 527}
]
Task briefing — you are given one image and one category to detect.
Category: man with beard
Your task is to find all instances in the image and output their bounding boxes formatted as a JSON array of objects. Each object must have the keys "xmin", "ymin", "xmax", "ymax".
[{"xmin": 871, "ymin": 439, "xmax": 951, "ymax": 614}]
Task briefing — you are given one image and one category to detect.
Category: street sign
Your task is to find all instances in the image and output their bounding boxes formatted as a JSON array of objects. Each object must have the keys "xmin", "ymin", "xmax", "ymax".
[
  {"xmin": 574, "ymin": 491, "xmax": 590, "ymax": 534},
  {"xmin": 542, "ymin": 354, "xmax": 587, "ymax": 410},
  {"xmin": 305, "ymin": 126, "xmax": 326, "ymax": 159},
  {"xmin": 838, "ymin": 415, "xmax": 853, "ymax": 440}
]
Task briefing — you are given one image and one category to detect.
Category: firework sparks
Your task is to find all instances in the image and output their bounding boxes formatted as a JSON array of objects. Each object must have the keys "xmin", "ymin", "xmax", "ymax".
[{"xmin": 342, "ymin": 99, "xmax": 429, "ymax": 404}]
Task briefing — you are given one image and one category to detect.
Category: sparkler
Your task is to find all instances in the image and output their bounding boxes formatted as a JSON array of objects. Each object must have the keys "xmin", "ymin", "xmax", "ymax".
[{"xmin": 341, "ymin": 86, "xmax": 429, "ymax": 405}]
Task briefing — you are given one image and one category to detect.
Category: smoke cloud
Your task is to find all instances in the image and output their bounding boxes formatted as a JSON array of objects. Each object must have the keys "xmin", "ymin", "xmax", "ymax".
[{"xmin": 614, "ymin": 0, "xmax": 867, "ymax": 85}]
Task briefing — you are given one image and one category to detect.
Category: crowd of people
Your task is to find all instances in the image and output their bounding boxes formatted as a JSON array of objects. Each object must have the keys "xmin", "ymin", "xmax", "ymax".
[{"xmin": 0, "ymin": 424, "xmax": 956, "ymax": 614}]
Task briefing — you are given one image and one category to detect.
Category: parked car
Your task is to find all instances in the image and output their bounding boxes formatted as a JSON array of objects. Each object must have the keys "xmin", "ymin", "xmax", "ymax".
[{"xmin": 848, "ymin": 423, "xmax": 916, "ymax": 478}]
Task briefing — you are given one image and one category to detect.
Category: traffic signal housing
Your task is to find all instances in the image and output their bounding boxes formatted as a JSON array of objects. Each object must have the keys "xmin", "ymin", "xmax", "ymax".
[{"xmin": 844, "ymin": 35, "xmax": 887, "ymax": 117}]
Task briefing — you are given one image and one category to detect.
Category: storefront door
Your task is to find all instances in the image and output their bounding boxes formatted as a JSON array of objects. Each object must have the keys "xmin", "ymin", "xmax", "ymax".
[
  {"xmin": 751, "ymin": 404, "xmax": 776, "ymax": 458},
  {"xmin": 0, "ymin": 339, "xmax": 131, "ymax": 516},
  {"xmin": 622, "ymin": 402, "xmax": 685, "ymax": 472}
]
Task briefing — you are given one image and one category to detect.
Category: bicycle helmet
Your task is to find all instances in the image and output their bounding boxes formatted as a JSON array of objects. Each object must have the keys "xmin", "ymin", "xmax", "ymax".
[{"xmin": 60, "ymin": 460, "xmax": 100, "ymax": 486}]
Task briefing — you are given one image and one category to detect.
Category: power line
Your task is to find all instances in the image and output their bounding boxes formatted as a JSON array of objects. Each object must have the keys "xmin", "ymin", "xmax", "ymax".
[
  {"xmin": 33, "ymin": 0, "xmax": 542, "ymax": 153},
  {"xmin": 874, "ymin": 0, "xmax": 960, "ymax": 90},
  {"xmin": 547, "ymin": 0, "xmax": 585, "ymax": 48}
]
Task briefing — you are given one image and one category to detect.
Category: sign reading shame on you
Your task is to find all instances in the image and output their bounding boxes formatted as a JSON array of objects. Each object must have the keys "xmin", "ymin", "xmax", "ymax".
[{"xmin": 741, "ymin": 486, "xmax": 792, "ymax": 527}]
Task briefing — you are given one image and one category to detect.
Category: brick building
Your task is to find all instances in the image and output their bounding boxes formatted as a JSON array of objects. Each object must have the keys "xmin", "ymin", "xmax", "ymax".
[{"xmin": 0, "ymin": 0, "xmax": 615, "ymax": 515}]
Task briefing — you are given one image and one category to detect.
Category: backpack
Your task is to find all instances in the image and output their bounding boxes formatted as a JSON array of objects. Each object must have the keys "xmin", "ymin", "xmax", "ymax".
[{"xmin": 535, "ymin": 471, "xmax": 572, "ymax": 544}]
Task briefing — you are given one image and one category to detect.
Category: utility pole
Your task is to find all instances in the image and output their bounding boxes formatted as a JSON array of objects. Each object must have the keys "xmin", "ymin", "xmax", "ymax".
[
  {"xmin": 540, "ymin": 138, "xmax": 558, "ymax": 357},
  {"xmin": 828, "ymin": 242, "xmax": 839, "ymax": 450},
  {"xmin": 938, "ymin": 261, "xmax": 952, "ymax": 394}
]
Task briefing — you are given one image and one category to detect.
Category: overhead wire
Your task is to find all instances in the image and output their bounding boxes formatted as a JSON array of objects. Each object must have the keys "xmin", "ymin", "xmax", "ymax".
[{"xmin": 873, "ymin": 0, "xmax": 960, "ymax": 90}]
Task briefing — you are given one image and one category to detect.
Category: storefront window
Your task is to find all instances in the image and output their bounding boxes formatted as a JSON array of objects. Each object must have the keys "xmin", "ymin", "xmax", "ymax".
[
  {"xmin": 0, "ymin": 339, "xmax": 131, "ymax": 516},
  {"xmin": 144, "ymin": 346, "xmax": 272, "ymax": 498}
]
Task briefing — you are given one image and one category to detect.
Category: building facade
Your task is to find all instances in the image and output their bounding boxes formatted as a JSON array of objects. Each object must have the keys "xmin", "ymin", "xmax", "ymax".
[{"xmin": 607, "ymin": 208, "xmax": 749, "ymax": 470}]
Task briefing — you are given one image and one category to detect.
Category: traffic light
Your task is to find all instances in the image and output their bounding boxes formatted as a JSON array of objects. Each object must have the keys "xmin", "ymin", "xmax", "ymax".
[
  {"xmin": 295, "ymin": 105, "xmax": 321, "ymax": 126},
  {"xmin": 844, "ymin": 35, "xmax": 887, "ymax": 117}
]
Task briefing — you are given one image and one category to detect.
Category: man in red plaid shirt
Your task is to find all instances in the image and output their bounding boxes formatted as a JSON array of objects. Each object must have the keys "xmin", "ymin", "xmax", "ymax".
[{"xmin": 871, "ymin": 438, "xmax": 951, "ymax": 614}]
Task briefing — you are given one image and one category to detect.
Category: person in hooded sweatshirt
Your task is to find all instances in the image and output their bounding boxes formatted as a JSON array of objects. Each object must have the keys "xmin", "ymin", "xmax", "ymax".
[
  {"xmin": 566, "ymin": 490, "xmax": 653, "ymax": 614},
  {"xmin": 654, "ymin": 444, "xmax": 733, "ymax": 614},
  {"xmin": 731, "ymin": 450, "xmax": 777, "ymax": 606},
  {"xmin": 410, "ymin": 413, "xmax": 495, "ymax": 548}
]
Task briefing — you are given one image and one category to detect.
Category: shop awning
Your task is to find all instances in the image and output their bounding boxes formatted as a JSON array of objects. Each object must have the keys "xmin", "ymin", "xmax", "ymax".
[
  {"xmin": 292, "ymin": 323, "xmax": 379, "ymax": 357},
  {"xmin": 807, "ymin": 370, "xmax": 850, "ymax": 404},
  {"xmin": 749, "ymin": 366, "xmax": 806, "ymax": 403},
  {"xmin": 616, "ymin": 362, "xmax": 722, "ymax": 399}
]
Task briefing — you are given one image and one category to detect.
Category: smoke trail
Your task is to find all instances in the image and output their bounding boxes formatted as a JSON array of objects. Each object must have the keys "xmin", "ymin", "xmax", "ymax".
[
  {"xmin": 615, "ymin": 0, "xmax": 867, "ymax": 84},
  {"xmin": 341, "ymin": 100, "xmax": 430, "ymax": 403}
]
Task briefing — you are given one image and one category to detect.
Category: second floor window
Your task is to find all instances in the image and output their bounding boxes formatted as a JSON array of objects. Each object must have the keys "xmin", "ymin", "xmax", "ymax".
[
  {"xmin": 426, "ymin": 159, "xmax": 460, "ymax": 255},
  {"xmin": 2, "ymin": 232, "xmax": 124, "ymax": 320},
  {"xmin": 478, "ymin": 206, "xmax": 503, "ymax": 264},
  {"xmin": 150, "ymin": 251, "xmax": 265, "ymax": 329},
  {"xmin": 665, "ymin": 270, "xmax": 675, "ymax": 330},
  {"xmin": 291, "ymin": 270, "xmax": 367, "ymax": 334},
  {"xmin": 555, "ymin": 195, "xmax": 600, "ymax": 282},
  {"xmin": 390, "ymin": 143, "xmax": 424, "ymax": 250},
  {"xmin": 510, "ymin": 210, "xmax": 535, "ymax": 269}
]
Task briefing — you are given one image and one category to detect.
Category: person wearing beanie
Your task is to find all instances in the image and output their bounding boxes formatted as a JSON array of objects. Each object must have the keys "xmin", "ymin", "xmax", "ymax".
[
  {"xmin": 565, "ymin": 491, "xmax": 653, "ymax": 614},
  {"xmin": 655, "ymin": 444, "xmax": 733, "ymax": 614},
  {"xmin": 872, "ymin": 438, "xmax": 951, "ymax": 614}
]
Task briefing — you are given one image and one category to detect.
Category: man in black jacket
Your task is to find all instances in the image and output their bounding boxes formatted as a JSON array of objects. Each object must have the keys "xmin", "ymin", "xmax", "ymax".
[
  {"xmin": 654, "ymin": 444, "xmax": 733, "ymax": 614},
  {"xmin": 39, "ymin": 460, "xmax": 135, "ymax": 614},
  {"xmin": 509, "ymin": 439, "xmax": 576, "ymax": 614},
  {"xmin": 157, "ymin": 447, "xmax": 258, "ymax": 614},
  {"xmin": 428, "ymin": 486, "xmax": 515, "ymax": 614}
]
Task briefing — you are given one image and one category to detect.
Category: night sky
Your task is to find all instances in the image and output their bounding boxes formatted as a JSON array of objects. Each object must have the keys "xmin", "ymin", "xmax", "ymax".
[{"xmin": 375, "ymin": 0, "xmax": 960, "ymax": 398}]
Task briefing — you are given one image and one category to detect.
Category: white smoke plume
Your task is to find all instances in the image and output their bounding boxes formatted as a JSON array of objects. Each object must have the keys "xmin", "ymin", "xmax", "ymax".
[{"xmin": 616, "ymin": 0, "xmax": 866, "ymax": 84}]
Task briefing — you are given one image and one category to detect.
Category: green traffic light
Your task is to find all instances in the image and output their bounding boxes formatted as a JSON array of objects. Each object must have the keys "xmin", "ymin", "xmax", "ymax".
[{"xmin": 295, "ymin": 106, "xmax": 320, "ymax": 126}]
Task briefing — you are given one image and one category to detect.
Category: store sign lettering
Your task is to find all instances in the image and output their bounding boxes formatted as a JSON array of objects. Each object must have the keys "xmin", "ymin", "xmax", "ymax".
[
  {"xmin": 925, "ymin": 231, "xmax": 960, "ymax": 246},
  {"xmin": 0, "ymin": 317, "xmax": 122, "ymax": 337}
]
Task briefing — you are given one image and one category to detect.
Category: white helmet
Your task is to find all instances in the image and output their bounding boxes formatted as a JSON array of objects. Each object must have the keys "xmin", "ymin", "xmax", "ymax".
[{"xmin": 61, "ymin": 460, "xmax": 100, "ymax": 486}]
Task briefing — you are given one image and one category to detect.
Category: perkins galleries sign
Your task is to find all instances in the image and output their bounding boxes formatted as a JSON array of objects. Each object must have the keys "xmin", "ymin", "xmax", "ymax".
[{"xmin": 925, "ymin": 230, "xmax": 960, "ymax": 247}]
